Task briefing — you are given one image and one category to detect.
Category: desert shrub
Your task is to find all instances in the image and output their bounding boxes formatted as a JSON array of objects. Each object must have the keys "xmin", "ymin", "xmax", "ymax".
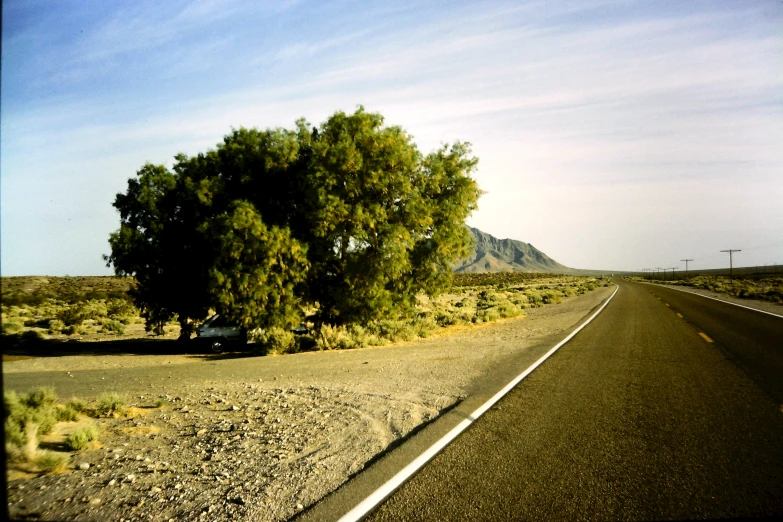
[
  {"xmin": 454, "ymin": 310, "xmax": 473, "ymax": 324},
  {"xmin": 371, "ymin": 319, "xmax": 416, "ymax": 341},
  {"xmin": 23, "ymin": 422, "xmax": 40, "ymax": 460},
  {"xmin": 346, "ymin": 324, "xmax": 371, "ymax": 346},
  {"xmin": 248, "ymin": 327, "xmax": 293, "ymax": 354},
  {"xmin": 62, "ymin": 324, "xmax": 84, "ymax": 336},
  {"xmin": 4, "ymin": 389, "xmax": 21, "ymax": 415},
  {"xmin": 48, "ymin": 319, "xmax": 65, "ymax": 333},
  {"xmin": 21, "ymin": 408, "xmax": 57, "ymax": 437},
  {"xmin": 56, "ymin": 300, "xmax": 108, "ymax": 326},
  {"xmin": 476, "ymin": 290, "xmax": 495, "ymax": 310},
  {"xmin": 454, "ymin": 297, "xmax": 473, "ymax": 308},
  {"xmin": 4, "ymin": 416, "xmax": 25, "ymax": 447},
  {"xmin": 66, "ymin": 398, "xmax": 87, "ymax": 412},
  {"xmin": 541, "ymin": 291, "xmax": 562, "ymax": 305},
  {"xmin": 101, "ymin": 320, "xmax": 125, "ymax": 335},
  {"xmin": 412, "ymin": 316, "xmax": 437, "ymax": 338},
  {"xmin": 260, "ymin": 327, "xmax": 297, "ymax": 354},
  {"xmin": 56, "ymin": 406, "xmax": 80, "ymax": 422},
  {"xmin": 56, "ymin": 306, "xmax": 83, "ymax": 326},
  {"xmin": 106, "ymin": 297, "xmax": 137, "ymax": 318},
  {"xmin": 33, "ymin": 450, "xmax": 68, "ymax": 471},
  {"xmin": 4, "ymin": 388, "xmax": 60, "ymax": 450},
  {"xmin": 97, "ymin": 393, "xmax": 126, "ymax": 416},
  {"xmin": 315, "ymin": 324, "xmax": 357, "ymax": 350},
  {"xmin": 765, "ymin": 289, "xmax": 783, "ymax": 303},
  {"xmin": 2, "ymin": 321, "xmax": 23, "ymax": 334},
  {"xmin": 435, "ymin": 310, "xmax": 459, "ymax": 327},
  {"xmin": 525, "ymin": 290, "xmax": 543, "ymax": 307},
  {"xmin": 417, "ymin": 309, "xmax": 434, "ymax": 320},
  {"xmin": 77, "ymin": 300, "xmax": 108, "ymax": 321},
  {"xmin": 295, "ymin": 334, "xmax": 318, "ymax": 352},
  {"xmin": 64, "ymin": 425, "xmax": 98, "ymax": 451},
  {"xmin": 24, "ymin": 387, "xmax": 57, "ymax": 409},
  {"xmin": 475, "ymin": 310, "xmax": 499, "ymax": 323},
  {"xmin": 154, "ymin": 397, "xmax": 167, "ymax": 408},
  {"xmin": 496, "ymin": 300, "xmax": 521, "ymax": 318}
]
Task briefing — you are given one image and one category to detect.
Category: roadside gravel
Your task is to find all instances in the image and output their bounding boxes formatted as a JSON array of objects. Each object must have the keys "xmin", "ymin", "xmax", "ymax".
[
  {"xmin": 4, "ymin": 286, "xmax": 613, "ymax": 522},
  {"xmin": 648, "ymin": 283, "xmax": 783, "ymax": 316}
]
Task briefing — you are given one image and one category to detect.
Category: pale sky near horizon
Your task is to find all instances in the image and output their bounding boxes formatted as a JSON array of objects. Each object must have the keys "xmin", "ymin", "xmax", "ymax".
[{"xmin": 2, "ymin": 0, "xmax": 782, "ymax": 276}]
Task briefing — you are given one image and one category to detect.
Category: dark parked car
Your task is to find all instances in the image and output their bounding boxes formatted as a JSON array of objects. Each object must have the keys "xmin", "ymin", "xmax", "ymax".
[{"xmin": 196, "ymin": 315, "xmax": 309, "ymax": 353}]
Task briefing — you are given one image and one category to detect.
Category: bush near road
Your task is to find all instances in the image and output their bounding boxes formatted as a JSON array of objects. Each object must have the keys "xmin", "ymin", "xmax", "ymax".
[
  {"xmin": 2, "ymin": 274, "xmax": 608, "ymax": 354},
  {"xmin": 635, "ymin": 275, "xmax": 783, "ymax": 304}
]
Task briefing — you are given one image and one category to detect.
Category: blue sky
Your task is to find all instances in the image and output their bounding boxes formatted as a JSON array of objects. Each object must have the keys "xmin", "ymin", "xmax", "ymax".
[{"xmin": 2, "ymin": 0, "xmax": 782, "ymax": 275}]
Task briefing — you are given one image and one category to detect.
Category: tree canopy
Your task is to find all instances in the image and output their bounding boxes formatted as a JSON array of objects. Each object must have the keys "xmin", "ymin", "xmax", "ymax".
[{"xmin": 106, "ymin": 107, "xmax": 481, "ymax": 336}]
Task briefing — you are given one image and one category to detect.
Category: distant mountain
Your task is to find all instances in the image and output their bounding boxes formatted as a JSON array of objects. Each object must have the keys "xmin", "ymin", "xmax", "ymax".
[{"xmin": 454, "ymin": 227, "xmax": 570, "ymax": 273}]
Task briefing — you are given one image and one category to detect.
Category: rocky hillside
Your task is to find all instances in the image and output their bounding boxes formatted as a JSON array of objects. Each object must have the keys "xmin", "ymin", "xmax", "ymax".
[{"xmin": 455, "ymin": 227, "xmax": 570, "ymax": 273}]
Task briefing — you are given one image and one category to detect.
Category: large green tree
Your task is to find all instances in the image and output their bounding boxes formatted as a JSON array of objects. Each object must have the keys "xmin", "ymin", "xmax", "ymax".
[{"xmin": 106, "ymin": 107, "xmax": 480, "ymax": 335}]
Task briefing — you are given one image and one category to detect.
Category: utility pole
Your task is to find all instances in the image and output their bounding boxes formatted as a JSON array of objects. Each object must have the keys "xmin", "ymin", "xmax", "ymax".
[
  {"xmin": 669, "ymin": 267, "xmax": 677, "ymax": 280},
  {"xmin": 720, "ymin": 249, "xmax": 741, "ymax": 279},
  {"xmin": 681, "ymin": 258, "xmax": 693, "ymax": 279}
]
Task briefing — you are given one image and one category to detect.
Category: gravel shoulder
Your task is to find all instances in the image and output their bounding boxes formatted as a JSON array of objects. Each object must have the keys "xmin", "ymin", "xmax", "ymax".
[
  {"xmin": 4, "ymin": 286, "xmax": 613, "ymax": 522},
  {"xmin": 646, "ymin": 282, "xmax": 783, "ymax": 316}
]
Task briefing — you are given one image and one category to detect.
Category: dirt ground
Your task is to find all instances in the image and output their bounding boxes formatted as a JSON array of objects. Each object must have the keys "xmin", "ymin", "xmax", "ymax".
[{"xmin": 4, "ymin": 287, "xmax": 614, "ymax": 522}]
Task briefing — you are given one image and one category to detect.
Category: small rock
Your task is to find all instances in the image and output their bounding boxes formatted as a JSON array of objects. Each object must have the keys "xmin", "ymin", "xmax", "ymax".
[
  {"xmin": 196, "ymin": 429, "xmax": 207, "ymax": 436},
  {"xmin": 78, "ymin": 462, "xmax": 90, "ymax": 470},
  {"xmin": 231, "ymin": 405, "xmax": 240, "ymax": 411},
  {"xmin": 90, "ymin": 497, "xmax": 102, "ymax": 505},
  {"xmin": 297, "ymin": 503, "xmax": 304, "ymax": 510},
  {"xmin": 108, "ymin": 479, "xmax": 117, "ymax": 486},
  {"xmin": 150, "ymin": 487, "xmax": 162, "ymax": 494}
]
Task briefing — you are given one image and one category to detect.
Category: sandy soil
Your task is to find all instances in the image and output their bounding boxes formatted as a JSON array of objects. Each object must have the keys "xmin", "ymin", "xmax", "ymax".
[{"xmin": 4, "ymin": 286, "xmax": 613, "ymax": 522}]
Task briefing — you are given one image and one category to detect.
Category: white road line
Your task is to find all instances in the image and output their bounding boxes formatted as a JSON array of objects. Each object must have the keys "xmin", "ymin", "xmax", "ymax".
[
  {"xmin": 337, "ymin": 284, "xmax": 620, "ymax": 522},
  {"xmin": 650, "ymin": 283, "xmax": 783, "ymax": 319}
]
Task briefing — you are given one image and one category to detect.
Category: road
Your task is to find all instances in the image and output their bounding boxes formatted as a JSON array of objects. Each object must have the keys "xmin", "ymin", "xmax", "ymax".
[{"xmin": 352, "ymin": 279, "xmax": 783, "ymax": 520}]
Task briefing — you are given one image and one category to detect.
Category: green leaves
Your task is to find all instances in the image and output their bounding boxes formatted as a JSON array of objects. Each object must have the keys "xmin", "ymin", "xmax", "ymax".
[
  {"xmin": 208, "ymin": 201, "xmax": 308, "ymax": 330},
  {"xmin": 106, "ymin": 107, "xmax": 481, "ymax": 334}
]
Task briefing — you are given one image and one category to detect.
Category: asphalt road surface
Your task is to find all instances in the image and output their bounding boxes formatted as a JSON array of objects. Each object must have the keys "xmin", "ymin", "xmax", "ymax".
[{"xmin": 363, "ymin": 279, "xmax": 783, "ymax": 521}]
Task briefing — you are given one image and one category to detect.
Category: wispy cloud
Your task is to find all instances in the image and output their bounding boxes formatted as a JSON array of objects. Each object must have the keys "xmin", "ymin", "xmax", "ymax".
[{"xmin": 2, "ymin": 0, "xmax": 781, "ymax": 274}]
